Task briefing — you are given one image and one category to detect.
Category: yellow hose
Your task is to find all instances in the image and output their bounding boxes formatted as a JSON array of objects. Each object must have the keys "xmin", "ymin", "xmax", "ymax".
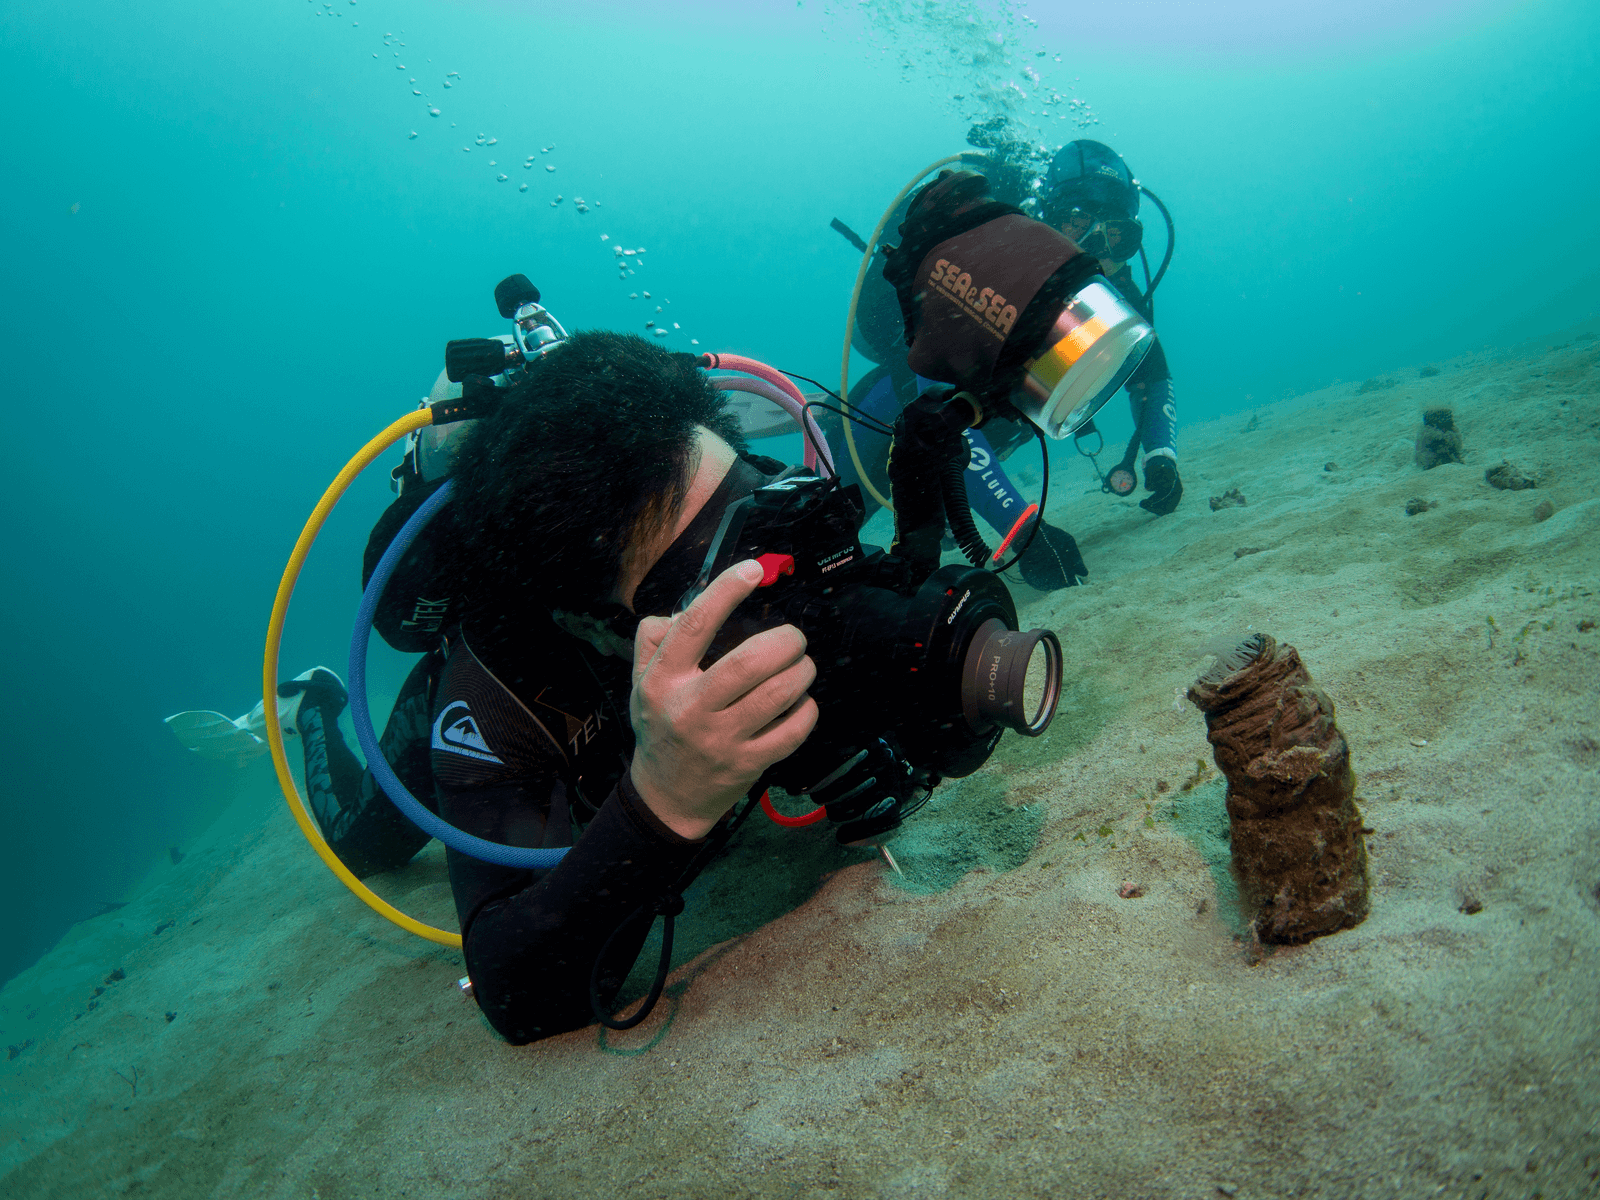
[
  {"xmin": 262, "ymin": 407, "xmax": 463, "ymax": 948},
  {"xmin": 838, "ymin": 151, "xmax": 990, "ymax": 510}
]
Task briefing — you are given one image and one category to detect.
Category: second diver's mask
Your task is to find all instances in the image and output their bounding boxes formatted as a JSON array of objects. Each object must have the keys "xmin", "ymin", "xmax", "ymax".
[
  {"xmin": 883, "ymin": 170, "xmax": 1154, "ymax": 439},
  {"xmin": 1059, "ymin": 206, "xmax": 1145, "ymax": 264}
]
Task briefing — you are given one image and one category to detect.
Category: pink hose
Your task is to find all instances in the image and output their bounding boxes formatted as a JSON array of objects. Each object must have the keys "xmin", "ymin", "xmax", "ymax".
[{"xmin": 700, "ymin": 352, "xmax": 834, "ymax": 477}]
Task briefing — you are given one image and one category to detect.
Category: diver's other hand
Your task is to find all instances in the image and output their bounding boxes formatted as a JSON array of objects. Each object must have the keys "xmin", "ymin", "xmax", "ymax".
[
  {"xmin": 629, "ymin": 560, "xmax": 819, "ymax": 840},
  {"xmin": 1140, "ymin": 456, "xmax": 1183, "ymax": 516},
  {"xmin": 1017, "ymin": 521, "xmax": 1089, "ymax": 591}
]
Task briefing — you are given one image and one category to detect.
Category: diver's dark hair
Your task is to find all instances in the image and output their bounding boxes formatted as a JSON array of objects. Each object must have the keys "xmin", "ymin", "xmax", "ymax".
[{"xmin": 449, "ymin": 330, "xmax": 746, "ymax": 618}]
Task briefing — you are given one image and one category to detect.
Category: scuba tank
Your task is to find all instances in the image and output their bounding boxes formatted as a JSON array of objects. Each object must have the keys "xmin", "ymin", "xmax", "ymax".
[{"xmin": 365, "ymin": 275, "xmax": 568, "ymax": 652}]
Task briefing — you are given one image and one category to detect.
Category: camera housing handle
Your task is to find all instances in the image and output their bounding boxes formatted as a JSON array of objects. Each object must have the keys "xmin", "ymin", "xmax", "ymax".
[{"xmin": 888, "ymin": 390, "xmax": 983, "ymax": 573}]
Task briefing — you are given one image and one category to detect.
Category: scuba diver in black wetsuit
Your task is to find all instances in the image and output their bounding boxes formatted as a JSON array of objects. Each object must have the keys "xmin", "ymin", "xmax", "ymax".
[
  {"xmin": 283, "ymin": 332, "xmax": 822, "ymax": 1043},
  {"xmin": 270, "ymin": 166, "xmax": 1156, "ymax": 1044},
  {"xmin": 825, "ymin": 136, "xmax": 1182, "ymax": 595}
]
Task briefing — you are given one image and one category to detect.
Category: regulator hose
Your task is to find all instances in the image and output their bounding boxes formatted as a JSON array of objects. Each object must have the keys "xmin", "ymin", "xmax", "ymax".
[
  {"xmin": 262, "ymin": 407, "xmax": 463, "ymax": 947},
  {"xmin": 348, "ymin": 479, "xmax": 569, "ymax": 871}
]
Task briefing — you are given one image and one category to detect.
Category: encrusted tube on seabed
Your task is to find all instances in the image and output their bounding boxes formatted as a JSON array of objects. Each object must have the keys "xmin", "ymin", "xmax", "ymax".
[{"xmin": 1187, "ymin": 634, "xmax": 1370, "ymax": 943}]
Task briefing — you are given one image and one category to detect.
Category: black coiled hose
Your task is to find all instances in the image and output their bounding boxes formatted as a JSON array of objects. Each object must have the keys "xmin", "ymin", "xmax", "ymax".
[{"xmin": 942, "ymin": 454, "xmax": 991, "ymax": 567}]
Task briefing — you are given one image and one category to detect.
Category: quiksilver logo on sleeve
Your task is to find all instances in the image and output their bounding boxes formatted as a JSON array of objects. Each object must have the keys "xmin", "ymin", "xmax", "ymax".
[{"xmin": 432, "ymin": 702, "xmax": 504, "ymax": 763}]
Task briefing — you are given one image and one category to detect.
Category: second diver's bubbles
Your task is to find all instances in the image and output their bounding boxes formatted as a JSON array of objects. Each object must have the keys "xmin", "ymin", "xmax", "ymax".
[
  {"xmin": 408, "ymin": 130, "xmax": 417, "ymax": 139},
  {"xmin": 429, "ymin": 108, "xmax": 441, "ymax": 117},
  {"xmin": 519, "ymin": 184, "xmax": 527, "ymax": 192},
  {"xmin": 498, "ymin": 174, "xmax": 508, "ymax": 182}
]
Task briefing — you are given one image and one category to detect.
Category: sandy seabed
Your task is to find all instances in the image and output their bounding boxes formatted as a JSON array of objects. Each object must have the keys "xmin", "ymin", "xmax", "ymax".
[{"xmin": 2, "ymin": 332, "xmax": 1597, "ymax": 1200}]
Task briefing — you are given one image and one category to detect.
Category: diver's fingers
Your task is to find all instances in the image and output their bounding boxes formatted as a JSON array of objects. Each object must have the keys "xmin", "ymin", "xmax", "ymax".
[
  {"xmin": 723, "ymin": 653, "xmax": 817, "ymax": 740},
  {"xmin": 650, "ymin": 560, "xmax": 764, "ymax": 677},
  {"xmin": 745, "ymin": 694, "xmax": 820, "ymax": 766},
  {"xmin": 633, "ymin": 615, "xmax": 674, "ymax": 687},
  {"xmin": 698, "ymin": 623, "xmax": 810, "ymax": 713}
]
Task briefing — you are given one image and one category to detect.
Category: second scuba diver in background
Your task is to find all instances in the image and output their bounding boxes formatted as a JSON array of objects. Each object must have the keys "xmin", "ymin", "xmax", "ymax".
[{"xmin": 826, "ymin": 134, "xmax": 1182, "ymax": 594}]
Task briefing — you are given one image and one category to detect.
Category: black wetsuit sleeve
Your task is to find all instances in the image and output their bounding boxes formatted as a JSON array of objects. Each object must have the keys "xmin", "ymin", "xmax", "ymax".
[{"xmin": 440, "ymin": 770, "xmax": 704, "ymax": 1044}]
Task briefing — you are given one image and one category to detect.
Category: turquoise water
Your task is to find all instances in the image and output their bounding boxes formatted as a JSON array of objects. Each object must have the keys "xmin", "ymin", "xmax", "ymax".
[{"xmin": 1, "ymin": 0, "xmax": 1596, "ymax": 989}]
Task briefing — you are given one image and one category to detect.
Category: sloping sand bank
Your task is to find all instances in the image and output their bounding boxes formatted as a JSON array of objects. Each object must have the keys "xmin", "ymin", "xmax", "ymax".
[{"xmin": 2, "ymin": 336, "xmax": 1597, "ymax": 1200}]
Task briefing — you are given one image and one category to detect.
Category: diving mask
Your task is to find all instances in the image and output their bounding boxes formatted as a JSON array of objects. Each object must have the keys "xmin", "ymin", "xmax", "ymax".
[{"xmin": 1060, "ymin": 208, "xmax": 1144, "ymax": 263}]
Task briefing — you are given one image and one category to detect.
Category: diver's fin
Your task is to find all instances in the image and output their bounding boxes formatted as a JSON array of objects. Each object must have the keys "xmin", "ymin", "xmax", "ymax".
[
  {"xmin": 165, "ymin": 690, "xmax": 307, "ymax": 767},
  {"xmin": 724, "ymin": 391, "xmax": 804, "ymax": 442},
  {"xmin": 165, "ymin": 667, "xmax": 339, "ymax": 766},
  {"xmin": 164, "ymin": 710, "xmax": 271, "ymax": 766}
]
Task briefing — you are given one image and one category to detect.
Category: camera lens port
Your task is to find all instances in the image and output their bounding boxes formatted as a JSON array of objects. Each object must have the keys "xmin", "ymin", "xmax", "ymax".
[{"xmin": 961, "ymin": 618, "xmax": 1062, "ymax": 737}]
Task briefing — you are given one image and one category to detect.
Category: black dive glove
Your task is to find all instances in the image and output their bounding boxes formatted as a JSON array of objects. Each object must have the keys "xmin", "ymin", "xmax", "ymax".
[
  {"xmin": 809, "ymin": 740, "xmax": 923, "ymax": 845},
  {"xmin": 1018, "ymin": 521, "xmax": 1089, "ymax": 590},
  {"xmin": 1140, "ymin": 457, "xmax": 1183, "ymax": 516}
]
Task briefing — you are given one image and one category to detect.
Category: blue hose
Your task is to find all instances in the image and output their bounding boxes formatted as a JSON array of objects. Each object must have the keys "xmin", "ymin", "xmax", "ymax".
[{"xmin": 348, "ymin": 479, "xmax": 569, "ymax": 869}]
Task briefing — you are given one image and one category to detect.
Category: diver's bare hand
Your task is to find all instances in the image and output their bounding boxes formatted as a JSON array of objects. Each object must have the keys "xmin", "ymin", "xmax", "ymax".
[{"xmin": 629, "ymin": 559, "xmax": 818, "ymax": 840}]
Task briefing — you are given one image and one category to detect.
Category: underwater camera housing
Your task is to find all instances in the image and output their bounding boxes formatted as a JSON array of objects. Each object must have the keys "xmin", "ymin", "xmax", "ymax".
[
  {"xmin": 884, "ymin": 170, "xmax": 1154, "ymax": 438},
  {"xmin": 681, "ymin": 475, "xmax": 1062, "ymax": 808}
]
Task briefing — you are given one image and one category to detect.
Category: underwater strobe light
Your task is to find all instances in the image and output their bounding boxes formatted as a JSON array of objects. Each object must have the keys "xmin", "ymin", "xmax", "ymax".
[{"xmin": 887, "ymin": 170, "xmax": 1155, "ymax": 438}]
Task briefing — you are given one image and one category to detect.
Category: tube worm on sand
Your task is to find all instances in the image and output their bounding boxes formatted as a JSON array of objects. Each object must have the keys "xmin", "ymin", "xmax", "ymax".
[{"xmin": 1187, "ymin": 634, "xmax": 1370, "ymax": 943}]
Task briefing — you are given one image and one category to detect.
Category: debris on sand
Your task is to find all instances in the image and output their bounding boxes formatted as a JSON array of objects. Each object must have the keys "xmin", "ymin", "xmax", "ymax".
[
  {"xmin": 1405, "ymin": 497, "xmax": 1437, "ymax": 516},
  {"xmin": 1187, "ymin": 634, "xmax": 1369, "ymax": 943},
  {"xmin": 1414, "ymin": 407, "xmax": 1463, "ymax": 469},
  {"xmin": 1485, "ymin": 460, "xmax": 1536, "ymax": 491},
  {"xmin": 1210, "ymin": 488, "xmax": 1246, "ymax": 511}
]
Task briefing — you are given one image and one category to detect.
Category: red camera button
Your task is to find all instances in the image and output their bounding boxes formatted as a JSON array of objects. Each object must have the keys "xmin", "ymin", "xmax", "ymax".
[{"xmin": 755, "ymin": 553, "xmax": 795, "ymax": 587}]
